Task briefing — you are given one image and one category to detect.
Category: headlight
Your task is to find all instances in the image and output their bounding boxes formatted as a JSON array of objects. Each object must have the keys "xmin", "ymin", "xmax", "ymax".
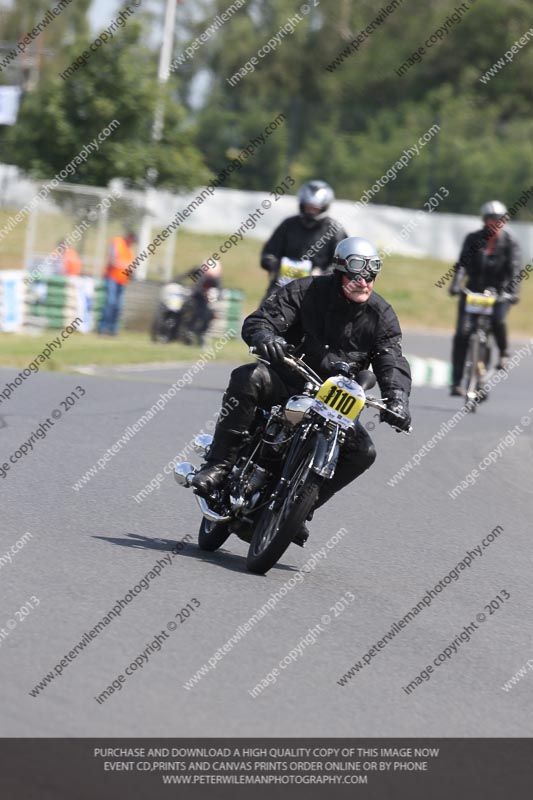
[{"xmin": 284, "ymin": 395, "xmax": 314, "ymax": 425}]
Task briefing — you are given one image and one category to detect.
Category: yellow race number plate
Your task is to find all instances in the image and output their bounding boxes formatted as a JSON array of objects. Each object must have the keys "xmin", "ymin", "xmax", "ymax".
[{"xmin": 313, "ymin": 377, "xmax": 365, "ymax": 428}]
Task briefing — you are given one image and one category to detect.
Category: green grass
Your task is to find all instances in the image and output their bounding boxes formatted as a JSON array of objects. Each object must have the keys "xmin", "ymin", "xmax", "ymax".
[
  {"xmin": 2, "ymin": 214, "xmax": 532, "ymax": 371},
  {"xmin": 0, "ymin": 331, "xmax": 249, "ymax": 371},
  {"xmin": 172, "ymin": 230, "xmax": 533, "ymax": 334}
]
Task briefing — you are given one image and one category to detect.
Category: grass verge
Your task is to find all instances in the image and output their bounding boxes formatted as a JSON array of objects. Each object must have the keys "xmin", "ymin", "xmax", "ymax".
[
  {"xmin": 0, "ymin": 331, "xmax": 249, "ymax": 371},
  {"xmin": 2, "ymin": 224, "xmax": 531, "ymax": 371}
]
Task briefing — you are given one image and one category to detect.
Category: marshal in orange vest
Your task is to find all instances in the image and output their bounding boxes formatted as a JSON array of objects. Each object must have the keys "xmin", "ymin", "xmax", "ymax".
[
  {"xmin": 105, "ymin": 235, "xmax": 136, "ymax": 285},
  {"xmin": 62, "ymin": 247, "xmax": 82, "ymax": 276}
]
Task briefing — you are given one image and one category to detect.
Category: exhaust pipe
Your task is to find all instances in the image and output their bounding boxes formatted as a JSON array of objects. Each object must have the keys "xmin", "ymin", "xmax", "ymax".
[
  {"xmin": 175, "ymin": 461, "xmax": 231, "ymax": 522},
  {"xmin": 192, "ymin": 434, "xmax": 213, "ymax": 457},
  {"xmin": 174, "ymin": 461, "xmax": 196, "ymax": 487},
  {"xmin": 195, "ymin": 494, "xmax": 231, "ymax": 523}
]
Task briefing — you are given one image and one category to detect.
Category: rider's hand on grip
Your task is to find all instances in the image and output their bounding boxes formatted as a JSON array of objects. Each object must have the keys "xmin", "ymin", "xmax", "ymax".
[
  {"xmin": 448, "ymin": 283, "xmax": 461, "ymax": 297},
  {"xmin": 380, "ymin": 390, "xmax": 412, "ymax": 432},
  {"xmin": 250, "ymin": 330, "xmax": 288, "ymax": 364},
  {"xmin": 261, "ymin": 254, "xmax": 280, "ymax": 273}
]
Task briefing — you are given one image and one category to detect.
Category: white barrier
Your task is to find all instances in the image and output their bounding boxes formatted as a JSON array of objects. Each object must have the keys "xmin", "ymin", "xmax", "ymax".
[
  {"xmin": 2, "ymin": 163, "xmax": 532, "ymax": 264},
  {"xmin": 0, "ymin": 271, "xmax": 25, "ymax": 332},
  {"xmin": 170, "ymin": 189, "xmax": 533, "ymax": 264}
]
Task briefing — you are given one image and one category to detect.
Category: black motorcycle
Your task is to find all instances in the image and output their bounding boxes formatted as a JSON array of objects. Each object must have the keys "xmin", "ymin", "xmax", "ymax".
[
  {"xmin": 150, "ymin": 282, "xmax": 189, "ymax": 343},
  {"xmin": 150, "ymin": 279, "xmax": 219, "ymax": 345},
  {"xmin": 175, "ymin": 350, "xmax": 410, "ymax": 574}
]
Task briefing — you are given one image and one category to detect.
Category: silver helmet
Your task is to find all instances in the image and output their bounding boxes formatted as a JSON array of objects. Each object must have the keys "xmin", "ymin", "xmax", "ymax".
[
  {"xmin": 480, "ymin": 200, "xmax": 508, "ymax": 219},
  {"xmin": 298, "ymin": 180, "xmax": 334, "ymax": 225},
  {"xmin": 333, "ymin": 236, "xmax": 382, "ymax": 280}
]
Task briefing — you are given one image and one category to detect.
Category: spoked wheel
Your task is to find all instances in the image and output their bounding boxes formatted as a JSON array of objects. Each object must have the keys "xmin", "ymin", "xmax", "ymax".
[
  {"xmin": 475, "ymin": 342, "xmax": 491, "ymax": 403},
  {"xmin": 151, "ymin": 310, "xmax": 177, "ymax": 343},
  {"xmin": 198, "ymin": 517, "xmax": 232, "ymax": 552},
  {"xmin": 246, "ymin": 455, "xmax": 322, "ymax": 575},
  {"xmin": 464, "ymin": 334, "xmax": 480, "ymax": 411}
]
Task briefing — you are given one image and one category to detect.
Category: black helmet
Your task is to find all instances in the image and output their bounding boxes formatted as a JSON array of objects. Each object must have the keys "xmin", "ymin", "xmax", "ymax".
[{"xmin": 298, "ymin": 180, "xmax": 334, "ymax": 226}]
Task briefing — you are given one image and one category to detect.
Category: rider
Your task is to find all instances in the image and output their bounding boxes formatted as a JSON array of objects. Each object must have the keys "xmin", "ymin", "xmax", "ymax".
[
  {"xmin": 260, "ymin": 180, "xmax": 347, "ymax": 297},
  {"xmin": 449, "ymin": 200, "xmax": 521, "ymax": 396},
  {"xmin": 181, "ymin": 259, "xmax": 222, "ymax": 345},
  {"xmin": 192, "ymin": 236, "xmax": 412, "ymax": 544}
]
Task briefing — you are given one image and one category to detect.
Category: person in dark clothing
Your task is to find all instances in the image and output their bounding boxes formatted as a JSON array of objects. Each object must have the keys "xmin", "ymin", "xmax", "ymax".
[
  {"xmin": 177, "ymin": 259, "xmax": 222, "ymax": 345},
  {"xmin": 191, "ymin": 236, "xmax": 412, "ymax": 543},
  {"xmin": 449, "ymin": 200, "xmax": 522, "ymax": 396},
  {"xmin": 260, "ymin": 180, "xmax": 347, "ymax": 298}
]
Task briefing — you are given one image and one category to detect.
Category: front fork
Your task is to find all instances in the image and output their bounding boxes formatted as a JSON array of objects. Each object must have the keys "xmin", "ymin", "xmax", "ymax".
[
  {"xmin": 270, "ymin": 423, "xmax": 340, "ymax": 511},
  {"xmin": 310, "ymin": 424, "xmax": 341, "ymax": 479}
]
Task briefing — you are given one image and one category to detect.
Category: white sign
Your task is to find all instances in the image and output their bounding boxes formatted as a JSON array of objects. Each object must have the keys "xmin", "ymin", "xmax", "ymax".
[{"xmin": 0, "ymin": 86, "xmax": 22, "ymax": 126}]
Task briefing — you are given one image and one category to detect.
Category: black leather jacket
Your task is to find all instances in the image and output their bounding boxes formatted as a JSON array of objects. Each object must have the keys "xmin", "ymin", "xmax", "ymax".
[
  {"xmin": 243, "ymin": 273, "xmax": 411, "ymax": 397},
  {"xmin": 260, "ymin": 215, "xmax": 347, "ymax": 279},
  {"xmin": 451, "ymin": 228, "xmax": 522, "ymax": 294}
]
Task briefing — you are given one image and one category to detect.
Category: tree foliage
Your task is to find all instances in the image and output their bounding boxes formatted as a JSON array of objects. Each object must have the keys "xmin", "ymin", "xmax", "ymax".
[
  {"xmin": 1, "ymin": 0, "xmax": 532, "ymax": 215},
  {"xmin": 177, "ymin": 0, "xmax": 533, "ymax": 216},
  {"xmin": 1, "ymin": 3, "xmax": 210, "ymax": 189}
]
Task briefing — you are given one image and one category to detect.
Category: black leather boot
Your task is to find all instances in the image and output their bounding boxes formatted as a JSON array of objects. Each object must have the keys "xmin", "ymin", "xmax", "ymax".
[{"xmin": 191, "ymin": 429, "xmax": 244, "ymax": 497}]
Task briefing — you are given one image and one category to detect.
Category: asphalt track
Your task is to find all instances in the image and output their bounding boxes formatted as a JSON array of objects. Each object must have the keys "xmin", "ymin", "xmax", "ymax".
[{"xmin": 1, "ymin": 330, "xmax": 532, "ymax": 737}]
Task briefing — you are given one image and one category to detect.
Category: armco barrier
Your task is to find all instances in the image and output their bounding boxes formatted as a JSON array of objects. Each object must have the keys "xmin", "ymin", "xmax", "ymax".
[
  {"xmin": 209, "ymin": 288, "xmax": 243, "ymax": 338},
  {"xmin": 25, "ymin": 275, "xmax": 105, "ymax": 332},
  {"xmin": 17, "ymin": 274, "xmax": 243, "ymax": 336},
  {"xmin": 147, "ymin": 282, "xmax": 243, "ymax": 339}
]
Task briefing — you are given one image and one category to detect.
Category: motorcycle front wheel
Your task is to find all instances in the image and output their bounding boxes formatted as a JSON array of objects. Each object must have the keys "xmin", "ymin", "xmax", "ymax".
[
  {"xmin": 198, "ymin": 517, "xmax": 232, "ymax": 552},
  {"xmin": 151, "ymin": 309, "xmax": 178, "ymax": 343},
  {"xmin": 246, "ymin": 461, "xmax": 322, "ymax": 575},
  {"xmin": 464, "ymin": 332, "xmax": 480, "ymax": 412}
]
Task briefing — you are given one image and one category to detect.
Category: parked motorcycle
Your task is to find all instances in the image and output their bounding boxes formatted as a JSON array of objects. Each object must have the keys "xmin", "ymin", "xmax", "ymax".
[
  {"xmin": 150, "ymin": 282, "xmax": 189, "ymax": 343},
  {"xmin": 150, "ymin": 278, "xmax": 220, "ymax": 345},
  {"xmin": 175, "ymin": 349, "xmax": 410, "ymax": 574}
]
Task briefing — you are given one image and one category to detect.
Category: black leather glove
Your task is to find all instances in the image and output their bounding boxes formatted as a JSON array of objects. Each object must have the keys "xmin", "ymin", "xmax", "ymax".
[
  {"xmin": 250, "ymin": 330, "xmax": 288, "ymax": 364},
  {"xmin": 448, "ymin": 283, "xmax": 461, "ymax": 297},
  {"xmin": 380, "ymin": 389, "xmax": 411, "ymax": 432},
  {"xmin": 508, "ymin": 294, "xmax": 520, "ymax": 305},
  {"xmin": 261, "ymin": 254, "xmax": 280, "ymax": 273}
]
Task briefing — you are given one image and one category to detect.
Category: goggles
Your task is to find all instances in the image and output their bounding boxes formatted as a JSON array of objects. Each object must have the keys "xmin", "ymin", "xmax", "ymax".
[{"xmin": 340, "ymin": 254, "xmax": 382, "ymax": 281}]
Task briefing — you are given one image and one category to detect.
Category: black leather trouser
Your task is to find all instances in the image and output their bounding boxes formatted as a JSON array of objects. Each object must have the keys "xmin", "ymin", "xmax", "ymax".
[
  {"xmin": 451, "ymin": 297, "xmax": 510, "ymax": 385},
  {"xmin": 209, "ymin": 362, "xmax": 376, "ymax": 508}
]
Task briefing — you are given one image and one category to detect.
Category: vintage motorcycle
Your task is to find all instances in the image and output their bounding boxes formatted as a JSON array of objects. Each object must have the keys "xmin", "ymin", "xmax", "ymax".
[
  {"xmin": 461, "ymin": 288, "xmax": 513, "ymax": 410},
  {"xmin": 175, "ymin": 350, "xmax": 410, "ymax": 574},
  {"xmin": 150, "ymin": 282, "xmax": 189, "ymax": 343},
  {"xmin": 151, "ymin": 266, "xmax": 221, "ymax": 345}
]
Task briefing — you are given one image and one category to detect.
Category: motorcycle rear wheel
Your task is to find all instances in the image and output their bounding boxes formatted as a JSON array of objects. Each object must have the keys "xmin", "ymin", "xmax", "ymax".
[{"xmin": 198, "ymin": 517, "xmax": 232, "ymax": 552}]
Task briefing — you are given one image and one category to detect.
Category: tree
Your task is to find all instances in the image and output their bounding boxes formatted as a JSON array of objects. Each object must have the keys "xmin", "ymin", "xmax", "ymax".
[
  {"xmin": 175, "ymin": 0, "xmax": 533, "ymax": 217},
  {"xmin": 2, "ymin": 5, "xmax": 210, "ymax": 190}
]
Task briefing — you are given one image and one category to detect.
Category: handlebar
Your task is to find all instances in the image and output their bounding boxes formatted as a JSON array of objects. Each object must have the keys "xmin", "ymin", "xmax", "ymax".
[
  {"xmin": 461, "ymin": 288, "xmax": 514, "ymax": 302},
  {"xmin": 250, "ymin": 347, "xmax": 411, "ymax": 434},
  {"xmin": 365, "ymin": 397, "xmax": 412, "ymax": 434},
  {"xmin": 249, "ymin": 345, "xmax": 323, "ymax": 388}
]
